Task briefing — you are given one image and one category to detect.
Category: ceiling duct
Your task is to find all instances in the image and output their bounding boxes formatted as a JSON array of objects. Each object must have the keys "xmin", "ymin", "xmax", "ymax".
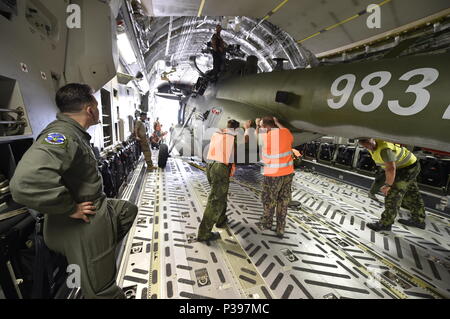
[
  {"xmin": 116, "ymin": 72, "xmax": 135, "ymax": 84},
  {"xmin": 142, "ymin": 16, "xmax": 311, "ymax": 76}
]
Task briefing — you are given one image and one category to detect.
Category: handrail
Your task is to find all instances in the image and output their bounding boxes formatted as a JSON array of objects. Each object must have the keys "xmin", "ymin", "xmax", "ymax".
[{"xmin": 0, "ymin": 121, "xmax": 26, "ymax": 125}]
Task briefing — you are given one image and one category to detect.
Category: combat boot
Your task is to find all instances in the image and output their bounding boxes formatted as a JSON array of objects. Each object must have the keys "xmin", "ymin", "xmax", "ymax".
[
  {"xmin": 215, "ymin": 219, "xmax": 229, "ymax": 229},
  {"xmin": 256, "ymin": 222, "xmax": 272, "ymax": 231},
  {"xmin": 367, "ymin": 221, "xmax": 392, "ymax": 232},
  {"xmin": 197, "ymin": 232, "xmax": 221, "ymax": 242},
  {"xmin": 288, "ymin": 201, "xmax": 301, "ymax": 209},
  {"xmin": 398, "ymin": 219, "xmax": 426, "ymax": 229},
  {"xmin": 147, "ymin": 165, "xmax": 158, "ymax": 171}
]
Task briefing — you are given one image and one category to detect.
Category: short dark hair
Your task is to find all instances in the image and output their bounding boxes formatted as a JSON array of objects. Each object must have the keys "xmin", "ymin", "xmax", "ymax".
[
  {"xmin": 247, "ymin": 119, "xmax": 256, "ymax": 129},
  {"xmin": 358, "ymin": 137, "xmax": 371, "ymax": 143},
  {"xmin": 227, "ymin": 119, "xmax": 240, "ymax": 129},
  {"xmin": 140, "ymin": 112, "xmax": 147, "ymax": 117},
  {"xmin": 262, "ymin": 116, "xmax": 275, "ymax": 128},
  {"xmin": 55, "ymin": 83, "xmax": 96, "ymax": 113}
]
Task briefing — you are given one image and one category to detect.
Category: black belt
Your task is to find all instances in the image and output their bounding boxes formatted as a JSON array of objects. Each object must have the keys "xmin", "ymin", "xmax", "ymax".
[{"xmin": 398, "ymin": 161, "xmax": 417, "ymax": 170}]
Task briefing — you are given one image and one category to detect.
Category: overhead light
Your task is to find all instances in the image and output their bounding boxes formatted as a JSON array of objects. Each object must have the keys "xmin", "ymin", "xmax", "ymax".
[
  {"xmin": 117, "ymin": 33, "xmax": 137, "ymax": 65},
  {"xmin": 139, "ymin": 78, "xmax": 150, "ymax": 94}
]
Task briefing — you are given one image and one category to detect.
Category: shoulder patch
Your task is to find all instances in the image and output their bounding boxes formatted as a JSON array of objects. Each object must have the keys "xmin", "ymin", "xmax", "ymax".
[{"xmin": 44, "ymin": 132, "xmax": 67, "ymax": 145}]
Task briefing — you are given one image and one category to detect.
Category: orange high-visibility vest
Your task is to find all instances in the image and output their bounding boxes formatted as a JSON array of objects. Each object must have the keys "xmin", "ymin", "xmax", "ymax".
[
  {"xmin": 262, "ymin": 128, "xmax": 294, "ymax": 177},
  {"xmin": 207, "ymin": 130, "xmax": 236, "ymax": 175}
]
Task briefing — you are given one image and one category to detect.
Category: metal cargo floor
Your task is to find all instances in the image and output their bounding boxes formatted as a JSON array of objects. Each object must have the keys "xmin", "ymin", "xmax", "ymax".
[{"xmin": 117, "ymin": 157, "xmax": 450, "ymax": 299}]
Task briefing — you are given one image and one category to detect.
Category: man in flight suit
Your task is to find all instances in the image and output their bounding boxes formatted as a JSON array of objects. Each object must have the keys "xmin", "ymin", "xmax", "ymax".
[
  {"xmin": 10, "ymin": 83, "xmax": 138, "ymax": 298},
  {"xmin": 358, "ymin": 138, "xmax": 426, "ymax": 231},
  {"xmin": 197, "ymin": 119, "xmax": 240, "ymax": 242},
  {"xmin": 135, "ymin": 112, "xmax": 157, "ymax": 170}
]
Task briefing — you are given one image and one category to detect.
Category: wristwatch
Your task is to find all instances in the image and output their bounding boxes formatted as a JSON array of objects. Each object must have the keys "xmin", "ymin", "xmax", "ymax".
[{"xmin": 384, "ymin": 183, "xmax": 392, "ymax": 187}]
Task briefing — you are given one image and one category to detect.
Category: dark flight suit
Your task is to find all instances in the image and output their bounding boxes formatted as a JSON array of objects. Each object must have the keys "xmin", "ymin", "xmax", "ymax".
[
  {"xmin": 211, "ymin": 33, "xmax": 226, "ymax": 76},
  {"xmin": 135, "ymin": 119, "xmax": 154, "ymax": 167},
  {"xmin": 10, "ymin": 113, "xmax": 138, "ymax": 299}
]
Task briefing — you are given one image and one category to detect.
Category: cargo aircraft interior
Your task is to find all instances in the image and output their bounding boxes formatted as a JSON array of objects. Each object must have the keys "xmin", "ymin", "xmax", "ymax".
[{"xmin": 0, "ymin": 0, "xmax": 450, "ymax": 301}]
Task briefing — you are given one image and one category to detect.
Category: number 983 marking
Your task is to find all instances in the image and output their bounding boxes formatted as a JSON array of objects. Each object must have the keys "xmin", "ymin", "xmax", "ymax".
[{"xmin": 327, "ymin": 68, "xmax": 449, "ymax": 118}]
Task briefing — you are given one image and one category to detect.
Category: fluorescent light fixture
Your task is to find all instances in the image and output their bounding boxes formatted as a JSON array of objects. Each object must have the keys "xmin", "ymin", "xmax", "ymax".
[
  {"xmin": 139, "ymin": 74, "xmax": 150, "ymax": 93},
  {"xmin": 117, "ymin": 33, "xmax": 137, "ymax": 65}
]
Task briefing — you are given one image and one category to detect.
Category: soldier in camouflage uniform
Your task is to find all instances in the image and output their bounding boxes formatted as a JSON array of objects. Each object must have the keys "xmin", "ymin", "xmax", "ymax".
[
  {"xmin": 197, "ymin": 120, "xmax": 240, "ymax": 242},
  {"xmin": 197, "ymin": 162, "xmax": 231, "ymax": 241},
  {"xmin": 258, "ymin": 117, "xmax": 295, "ymax": 238},
  {"xmin": 359, "ymin": 138, "xmax": 426, "ymax": 231},
  {"xmin": 135, "ymin": 112, "xmax": 156, "ymax": 171}
]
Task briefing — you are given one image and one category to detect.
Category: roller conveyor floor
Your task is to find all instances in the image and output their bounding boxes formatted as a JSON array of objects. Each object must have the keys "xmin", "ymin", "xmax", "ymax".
[{"xmin": 117, "ymin": 156, "xmax": 450, "ymax": 300}]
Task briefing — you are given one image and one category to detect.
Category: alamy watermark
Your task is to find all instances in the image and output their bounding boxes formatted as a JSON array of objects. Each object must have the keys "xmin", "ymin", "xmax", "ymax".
[
  {"xmin": 66, "ymin": 264, "xmax": 81, "ymax": 288},
  {"xmin": 366, "ymin": 4, "xmax": 381, "ymax": 29},
  {"xmin": 66, "ymin": 4, "xmax": 81, "ymax": 29},
  {"xmin": 173, "ymin": 127, "xmax": 283, "ymax": 164}
]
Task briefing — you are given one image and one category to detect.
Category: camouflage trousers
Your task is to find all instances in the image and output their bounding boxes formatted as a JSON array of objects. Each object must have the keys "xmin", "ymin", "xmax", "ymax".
[
  {"xmin": 381, "ymin": 162, "xmax": 426, "ymax": 226},
  {"xmin": 198, "ymin": 162, "xmax": 231, "ymax": 239},
  {"xmin": 139, "ymin": 140, "xmax": 154, "ymax": 167},
  {"xmin": 261, "ymin": 174, "xmax": 294, "ymax": 234},
  {"xmin": 370, "ymin": 168, "xmax": 385, "ymax": 195}
]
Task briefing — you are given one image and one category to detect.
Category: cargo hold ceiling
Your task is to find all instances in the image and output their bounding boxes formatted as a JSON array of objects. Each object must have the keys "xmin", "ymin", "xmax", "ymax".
[
  {"xmin": 141, "ymin": 16, "xmax": 312, "ymax": 73},
  {"xmin": 129, "ymin": 0, "xmax": 450, "ymax": 73}
]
